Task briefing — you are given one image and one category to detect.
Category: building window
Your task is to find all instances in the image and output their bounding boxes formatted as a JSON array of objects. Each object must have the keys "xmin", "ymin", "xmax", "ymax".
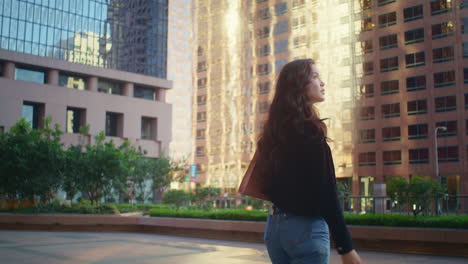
[
  {"xmin": 431, "ymin": 0, "xmax": 452, "ymax": 16},
  {"xmin": 465, "ymin": 68, "xmax": 468, "ymax": 84},
  {"xmin": 258, "ymin": 101, "xmax": 270, "ymax": 113},
  {"xmin": 380, "ymin": 57, "xmax": 398, "ymax": 72},
  {"xmin": 141, "ymin": 117, "xmax": 157, "ymax": 140},
  {"xmin": 197, "ymin": 112, "xmax": 206, "ymax": 123},
  {"xmin": 256, "ymin": 26, "xmax": 270, "ymax": 38},
  {"xmin": 359, "ymin": 129, "xmax": 375, "ymax": 143},
  {"xmin": 257, "ymin": 63, "xmax": 271, "ymax": 75},
  {"xmin": 98, "ymin": 80, "xmax": 123, "ymax": 95},
  {"xmin": 405, "ymin": 51, "xmax": 425, "ymax": 68},
  {"xmin": 359, "ymin": 152, "xmax": 376, "ymax": 166},
  {"xmin": 462, "ymin": 0, "xmax": 468, "ymax": 9},
  {"xmin": 275, "ymin": 2, "xmax": 287, "ymax": 16},
  {"xmin": 465, "ymin": 94, "xmax": 468, "ymax": 109},
  {"xmin": 292, "ymin": 16, "xmax": 307, "ymax": 29},
  {"xmin": 381, "ymin": 80, "xmax": 399, "ymax": 95},
  {"xmin": 433, "ymin": 46, "xmax": 454, "ymax": 63},
  {"xmin": 257, "ymin": 7, "xmax": 271, "ymax": 20},
  {"xmin": 15, "ymin": 66, "xmax": 45, "ymax": 84},
  {"xmin": 360, "ymin": 83, "xmax": 374, "ymax": 98},
  {"xmin": 409, "ymin": 149, "xmax": 429, "ymax": 164},
  {"xmin": 197, "ymin": 61, "xmax": 207, "ymax": 72},
  {"xmin": 196, "ymin": 164, "xmax": 205, "ymax": 173},
  {"xmin": 435, "ymin": 95, "xmax": 457, "ymax": 112},
  {"xmin": 432, "ymin": 21, "xmax": 454, "ymax": 39},
  {"xmin": 363, "ymin": 61, "xmax": 374, "ymax": 75},
  {"xmin": 408, "ymin": 124, "xmax": 428, "ymax": 139},
  {"xmin": 196, "ymin": 146, "xmax": 205, "ymax": 157},
  {"xmin": 407, "ymin": 75, "xmax": 426, "ymax": 92},
  {"xmin": 362, "ymin": 39, "xmax": 373, "ymax": 53},
  {"xmin": 293, "ymin": 35, "xmax": 308, "ymax": 48},
  {"xmin": 382, "ymin": 103, "xmax": 400, "ymax": 118},
  {"xmin": 382, "ymin": 127, "xmax": 401, "ymax": 142},
  {"xmin": 378, "ymin": 12, "xmax": 397, "ymax": 28},
  {"xmin": 405, "ymin": 28, "xmax": 424, "ymax": 45},
  {"xmin": 434, "ymin": 70, "xmax": 455, "ymax": 88},
  {"xmin": 466, "ymin": 119, "xmax": 468, "ymax": 134},
  {"xmin": 407, "ymin": 99, "xmax": 427, "ymax": 115},
  {"xmin": 360, "ymin": 106, "xmax": 375, "ymax": 120},
  {"xmin": 404, "ymin": 5, "xmax": 423, "ymax": 22},
  {"xmin": 197, "ymin": 46, "xmax": 204, "ymax": 57},
  {"xmin": 274, "ymin": 39, "xmax": 288, "ymax": 54},
  {"xmin": 292, "ymin": 0, "xmax": 305, "ymax": 9},
  {"xmin": 378, "ymin": 0, "xmax": 395, "ymax": 6},
  {"xmin": 438, "ymin": 146, "xmax": 458, "ymax": 163},
  {"xmin": 196, "ymin": 129, "xmax": 205, "ymax": 139},
  {"xmin": 59, "ymin": 73, "xmax": 86, "ymax": 90},
  {"xmin": 274, "ymin": 20, "xmax": 289, "ymax": 35},
  {"xmin": 134, "ymin": 86, "xmax": 158, "ymax": 101},
  {"xmin": 436, "ymin": 120, "xmax": 457, "ymax": 137},
  {"xmin": 463, "ymin": 17, "xmax": 468, "ymax": 34},
  {"xmin": 257, "ymin": 44, "xmax": 270, "ymax": 57},
  {"xmin": 383, "ymin": 150, "xmax": 402, "ymax": 165},
  {"xmin": 362, "ymin": 17, "xmax": 373, "ymax": 31},
  {"xmin": 258, "ymin": 81, "xmax": 270, "ymax": 94},
  {"xmin": 66, "ymin": 107, "xmax": 85, "ymax": 134},
  {"xmin": 197, "ymin": 95, "xmax": 207, "ymax": 105},
  {"xmin": 463, "ymin": 43, "xmax": 468, "ymax": 58},
  {"xmin": 275, "ymin": 59, "xmax": 288, "ymax": 72},
  {"xmin": 379, "ymin": 34, "xmax": 397, "ymax": 50},
  {"xmin": 105, "ymin": 112, "xmax": 123, "ymax": 137},
  {"xmin": 198, "ymin": 78, "xmax": 207, "ymax": 89},
  {"xmin": 22, "ymin": 102, "xmax": 44, "ymax": 129},
  {"xmin": 362, "ymin": 0, "xmax": 371, "ymax": 10}
]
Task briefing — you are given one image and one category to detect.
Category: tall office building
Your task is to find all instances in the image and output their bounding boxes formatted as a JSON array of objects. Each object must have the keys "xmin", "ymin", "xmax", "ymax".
[
  {"xmin": 0, "ymin": 0, "xmax": 173, "ymax": 164},
  {"xmin": 354, "ymin": 0, "xmax": 468, "ymax": 199},
  {"xmin": 194, "ymin": 0, "xmax": 468, "ymax": 201},
  {"xmin": 166, "ymin": 0, "xmax": 194, "ymax": 161},
  {"xmin": 193, "ymin": 0, "xmax": 357, "ymax": 191}
]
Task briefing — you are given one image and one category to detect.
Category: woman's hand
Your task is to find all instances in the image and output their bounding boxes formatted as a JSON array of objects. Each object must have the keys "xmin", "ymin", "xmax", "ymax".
[{"xmin": 341, "ymin": 250, "xmax": 363, "ymax": 264}]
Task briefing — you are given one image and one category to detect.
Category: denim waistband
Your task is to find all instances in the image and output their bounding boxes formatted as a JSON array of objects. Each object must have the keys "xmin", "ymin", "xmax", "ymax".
[{"xmin": 272, "ymin": 204, "xmax": 287, "ymax": 215}]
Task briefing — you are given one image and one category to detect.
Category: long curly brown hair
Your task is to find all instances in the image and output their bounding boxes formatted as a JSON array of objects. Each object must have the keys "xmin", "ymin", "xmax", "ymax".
[{"xmin": 257, "ymin": 59, "xmax": 330, "ymax": 165}]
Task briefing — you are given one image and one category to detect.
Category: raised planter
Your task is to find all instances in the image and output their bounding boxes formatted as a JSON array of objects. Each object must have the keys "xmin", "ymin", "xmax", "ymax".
[{"xmin": 0, "ymin": 213, "xmax": 467, "ymax": 257}]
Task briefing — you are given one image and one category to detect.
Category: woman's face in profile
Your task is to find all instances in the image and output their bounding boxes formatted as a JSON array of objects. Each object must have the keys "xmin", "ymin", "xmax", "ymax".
[{"xmin": 306, "ymin": 64, "xmax": 325, "ymax": 104}]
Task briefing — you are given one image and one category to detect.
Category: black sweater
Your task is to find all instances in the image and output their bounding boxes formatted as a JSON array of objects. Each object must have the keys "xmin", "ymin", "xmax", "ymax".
[{"xmin": 264, "ymin": 136, "xmax": 354, "ymax": 255}]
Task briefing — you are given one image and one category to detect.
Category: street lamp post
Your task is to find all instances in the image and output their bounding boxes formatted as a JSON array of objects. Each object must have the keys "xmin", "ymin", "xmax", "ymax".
[{"xmin": 434, "ymin": 126, "xmax": 447, "ymax": 215}]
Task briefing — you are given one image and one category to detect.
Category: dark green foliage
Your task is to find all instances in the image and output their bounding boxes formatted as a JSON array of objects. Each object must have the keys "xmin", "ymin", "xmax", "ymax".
[
  {"xmin": 0, "ymin": 117, "xmax": 64, "ymax": 202},
  {"xmin": 149, "ymin": 208, "xmax": 268, "ymax": 221},
  {"xmin": 0, "ymin": 201, "xmax": 120, "ymax": 214},
  {"xmin": 115, "ymin": 203, "xmax": 168, "ymax": 213},
  {"xmin": 162, "ymin": 189, "xmax": 190, "ymax": 210},
  {"xmin": 387, "ymin": 176, "xmax": 446, "ymax": 216}
]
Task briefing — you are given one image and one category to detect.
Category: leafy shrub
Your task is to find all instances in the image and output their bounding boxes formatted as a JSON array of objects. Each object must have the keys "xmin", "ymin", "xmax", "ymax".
[{"xmin": 115, "ymin": 203, "xmax": 168, "ymax": 213}]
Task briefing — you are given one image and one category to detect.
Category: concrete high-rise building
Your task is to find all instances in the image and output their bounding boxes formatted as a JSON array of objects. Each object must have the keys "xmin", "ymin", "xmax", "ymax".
[
  {"xmin": 0, "ymin": 0, "xmax": 195, "ymax": 161},
  {"xmin": 193, "ymin": 0, "xmax": 357, "ymax": 191},
  {"xmin": 193, "ymin": 0, "xmax": 468, "ymax": 201},
  {"xmin": 0, "ymin": 0, "xmax": 173, "ymax": 160},
  {"xmin": 354, "ymin": 0, "xmax": 468, "ymax": 199}
]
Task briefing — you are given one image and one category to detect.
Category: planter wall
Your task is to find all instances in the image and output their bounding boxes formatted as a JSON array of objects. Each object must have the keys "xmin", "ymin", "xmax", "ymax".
[{"xmin": 0, "ymin": 214, "xmax": 467, "ymax": 257}]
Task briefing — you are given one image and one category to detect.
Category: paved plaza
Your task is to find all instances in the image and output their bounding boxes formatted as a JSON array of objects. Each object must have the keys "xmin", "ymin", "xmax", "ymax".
[{"xmin": 0, "ymin": 230, "xmax": 467, "ymax": 264}]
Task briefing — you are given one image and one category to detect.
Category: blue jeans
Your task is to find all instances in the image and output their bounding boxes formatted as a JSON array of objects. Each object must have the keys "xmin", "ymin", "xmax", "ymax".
[{"xmin": 264, "ymin": 206, "xmax": 330, "ymax": 264}]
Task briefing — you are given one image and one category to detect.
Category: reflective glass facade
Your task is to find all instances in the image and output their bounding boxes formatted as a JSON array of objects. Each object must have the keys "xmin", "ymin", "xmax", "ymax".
[{"xmin": 0, "ymin": 0, "xmax": 168, "ymax": 78}]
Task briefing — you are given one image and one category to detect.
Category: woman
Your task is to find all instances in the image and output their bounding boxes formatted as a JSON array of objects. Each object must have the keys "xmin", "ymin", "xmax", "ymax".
[{"xmin": 256, "ymin": 59, "xmax": 363, "ymax": 264}]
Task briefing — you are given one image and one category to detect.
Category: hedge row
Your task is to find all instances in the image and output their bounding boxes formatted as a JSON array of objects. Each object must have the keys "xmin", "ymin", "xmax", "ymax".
[
  {"xmin": 0, "ymin": 203, "xmax": 120, "ymax": 214},
  {"xmin": 115, "ymin": 203, "xmax": 168, "ymax": 213},
  {"xmin": 149, "ymin": 209, "xmax": 468, "ymax": 229}
]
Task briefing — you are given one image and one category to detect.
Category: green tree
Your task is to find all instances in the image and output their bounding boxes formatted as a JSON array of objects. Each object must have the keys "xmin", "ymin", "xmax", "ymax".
[
  {"xmin": 387, "ymin": 176, "xmax": 446, "ymax": 216},
  {"xmin": 162, "ymin": 189, "xmax": 189, "ymax": 210},
  {"xmin": 190, "ymin": 186, "xmax": 221, "ymax": 209},
  {"xmin": 68, "ymin": 132, "xmax": 132, "ymax": 205},
  {"xmin": 0, "ymin": 117, "xmax": 65, "ymax": 202}
]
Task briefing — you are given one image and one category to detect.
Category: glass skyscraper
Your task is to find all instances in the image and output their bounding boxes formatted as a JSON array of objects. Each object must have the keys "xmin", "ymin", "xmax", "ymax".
[{"xmin": 0, "ymin": 0, "xmax": 168, "ymax": 78}]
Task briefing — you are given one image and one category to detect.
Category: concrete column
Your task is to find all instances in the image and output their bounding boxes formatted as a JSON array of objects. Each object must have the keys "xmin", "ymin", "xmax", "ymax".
[
  {"xmin": 374, "ymin": 183, "xmax": 387, "ymax": 214},
  {"xmin": 3, "ymin": 61, "xmax": 15, "ymax": 79},
  {"xmin": 47, "ymin": 69, "xmax": 59, "ymax": 86},
  {"xmin": 158, "ymin": 89, "xmax": 166, "ymax": 102},
  {"xmin": 123, "ymin": 82, "xmax": 134, "ymax": 97},
  {"xmin": 87, "ymin": 76, "xmax": 98, "ymax": 92}
]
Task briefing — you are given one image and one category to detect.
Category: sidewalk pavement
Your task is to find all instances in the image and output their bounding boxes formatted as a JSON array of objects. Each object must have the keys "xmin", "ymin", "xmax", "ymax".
[{"xmin": 0, "ymin": 230, "xmax": 467, "ymax": 264}]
